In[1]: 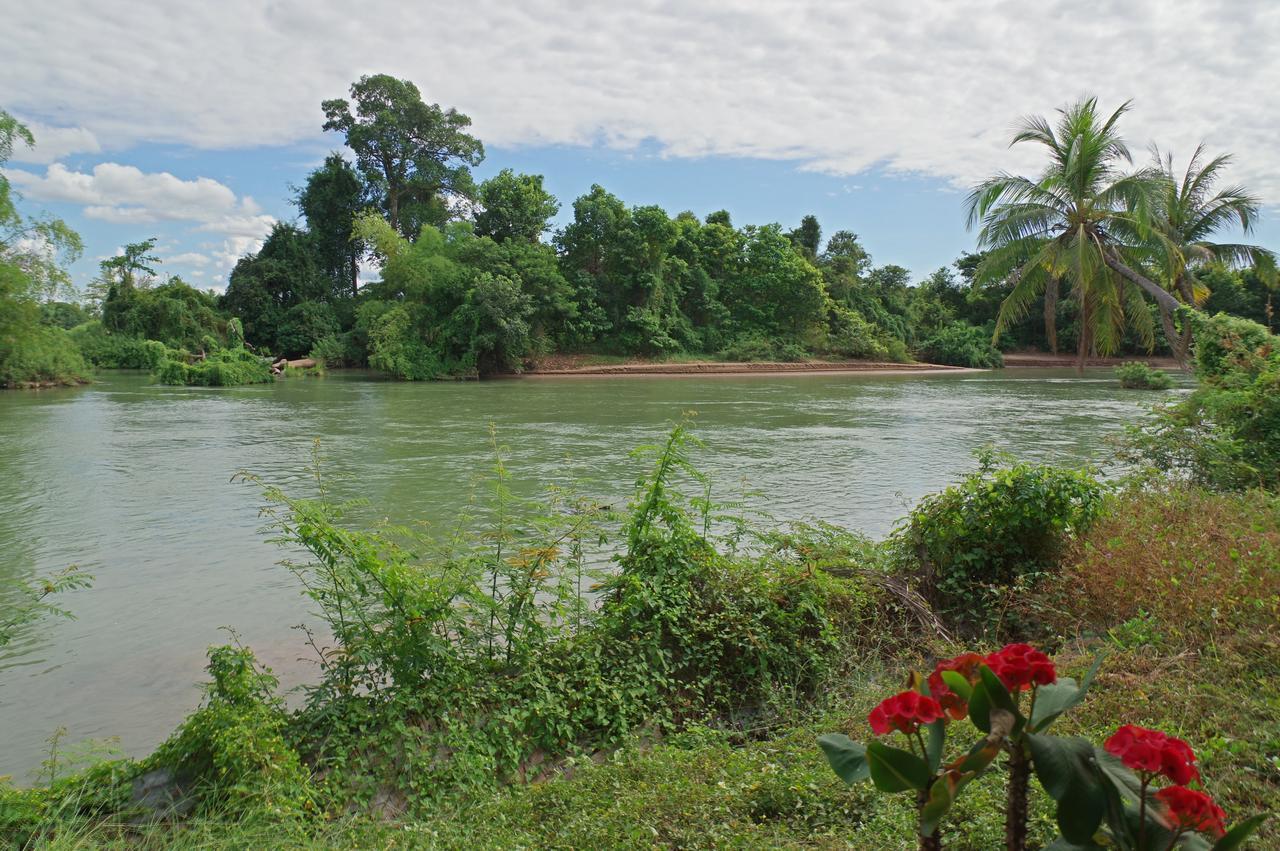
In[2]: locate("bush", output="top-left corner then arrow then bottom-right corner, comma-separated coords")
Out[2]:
1115,361 -> 1173,389
146,645 -> 315,819
154,345 -> 273,386
1122,311 -> 1280,490
917,323 -> 1003,368
821,305 -> 901,361
309,332 -> 363,368
719,331 -> 809,362
0,323 -> 88,387
69,321 -> 167,369
895,449 -> 1105,626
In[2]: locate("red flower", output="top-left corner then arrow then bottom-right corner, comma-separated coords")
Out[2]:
868,690 -> 943,735
1155,786 -> 1226,838
1158,736 -> 1200,786
984,643 -> 1056,692
1104,725 -> 1200,786
927,652 -> 985,720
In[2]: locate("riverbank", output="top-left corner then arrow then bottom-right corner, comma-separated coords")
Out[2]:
524,358 -> 975,378
1001,352 -> 1182,368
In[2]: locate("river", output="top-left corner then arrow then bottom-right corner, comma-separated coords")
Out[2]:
0,368 -> 1182,779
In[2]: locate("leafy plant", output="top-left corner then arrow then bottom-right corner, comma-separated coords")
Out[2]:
1116,362 -> 1174,390
895,450 -> 1105,627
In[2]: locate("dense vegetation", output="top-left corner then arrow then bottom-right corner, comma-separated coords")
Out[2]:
2,312 -> 1277,849
3,89 -> 1277,386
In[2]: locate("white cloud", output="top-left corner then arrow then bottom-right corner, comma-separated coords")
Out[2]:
162,252 -> 212,267
2,1 -> 1278,201
6,162 -> 275,261
6,119 -> 101,165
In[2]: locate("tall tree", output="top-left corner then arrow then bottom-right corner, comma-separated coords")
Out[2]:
787,214 -> 822,260
298,153 -> 367,297
322,74 -> 484,239
965,98 -> 1181,369
100,238 -> 160,291
1144,144 -> 1276,359
474,169 -> 560,244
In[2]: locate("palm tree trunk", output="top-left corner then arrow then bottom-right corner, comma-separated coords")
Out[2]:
1102,253 -> 1188,368
1044,277 -> 1059,354
1101,252 -> 1182,314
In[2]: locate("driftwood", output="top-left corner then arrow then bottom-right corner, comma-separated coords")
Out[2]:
820,565 -> 955,644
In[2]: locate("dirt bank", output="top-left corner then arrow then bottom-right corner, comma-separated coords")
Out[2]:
1002,353 -> 1181,368
523,357 -> 975,378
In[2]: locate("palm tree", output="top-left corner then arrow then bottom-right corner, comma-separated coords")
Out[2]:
966,98 -> 1183,370
1142,145 -> 1276,359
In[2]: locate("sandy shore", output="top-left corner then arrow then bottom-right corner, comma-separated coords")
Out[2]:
521,359 -> 978,378
1002,353 -> 1181,368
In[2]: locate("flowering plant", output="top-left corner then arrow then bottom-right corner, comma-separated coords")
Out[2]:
819,645 -> 1269,850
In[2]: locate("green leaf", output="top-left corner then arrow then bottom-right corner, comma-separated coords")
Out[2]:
1212,813 -> 1271,850
817,733 -> 869,785
977,663 -> 1018,716
940,670 -> 973,701
867,740 -> 931,793
1030,652 -> 1106,732
925,719 -> 945,773
968,679 -> 993,733
1027,734 -> 1105,845
919,778 -> 954,837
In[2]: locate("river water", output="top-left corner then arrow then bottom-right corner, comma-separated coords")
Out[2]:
0,368 -> 1181,778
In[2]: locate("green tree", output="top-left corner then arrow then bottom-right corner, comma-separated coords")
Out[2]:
1145,145 -> 1276,359
787,214 -> 822,260
474,169 -> 560,243
298,153 -> 367,297
220,223 -> 329,354
323,74 -> 484,239
0,110 -> 87,386
100,238 -> 160,291
966,98 -> 1181,369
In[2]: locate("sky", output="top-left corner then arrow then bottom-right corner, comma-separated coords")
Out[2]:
3,0 -> 1279,293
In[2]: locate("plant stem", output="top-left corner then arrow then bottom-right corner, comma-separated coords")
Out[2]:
917,785 -> 943,851
1138,775 -> 1151,850
1005,740 -> 1030,851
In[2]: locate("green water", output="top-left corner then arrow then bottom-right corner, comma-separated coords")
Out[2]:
0,368 -> 1183,777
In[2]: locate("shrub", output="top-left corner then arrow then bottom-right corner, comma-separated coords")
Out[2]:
146,645 -> 314,819
719,331 -> 809,362
153,345 -> 273,386
1122,311 -> 1280,490
895,450 -> 1105,626
0,323 -> 87,387
822,305 -> 898,361
917,323 -> 1003,369
1115,361 -> 1174,390
69,321 -> 166,369
309,332 -> 363,368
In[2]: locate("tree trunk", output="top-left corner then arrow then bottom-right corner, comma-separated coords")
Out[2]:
1103,253 -> 1189,369
1005,743 -> 1030,851
350,253 -> 359,298
1102,252 -> 1183,314
388,190 -> 400,235
1044,277 -> 1059,354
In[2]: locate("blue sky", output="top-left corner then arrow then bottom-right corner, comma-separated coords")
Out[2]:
5,1 -> 1279,293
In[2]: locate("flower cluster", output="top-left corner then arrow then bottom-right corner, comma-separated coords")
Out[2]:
984,643 -> 1056,692
1104,725 -> 1200,786
868,690 -> 943,735
1155,786 -> 1227,838
927,652 -> 985,720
